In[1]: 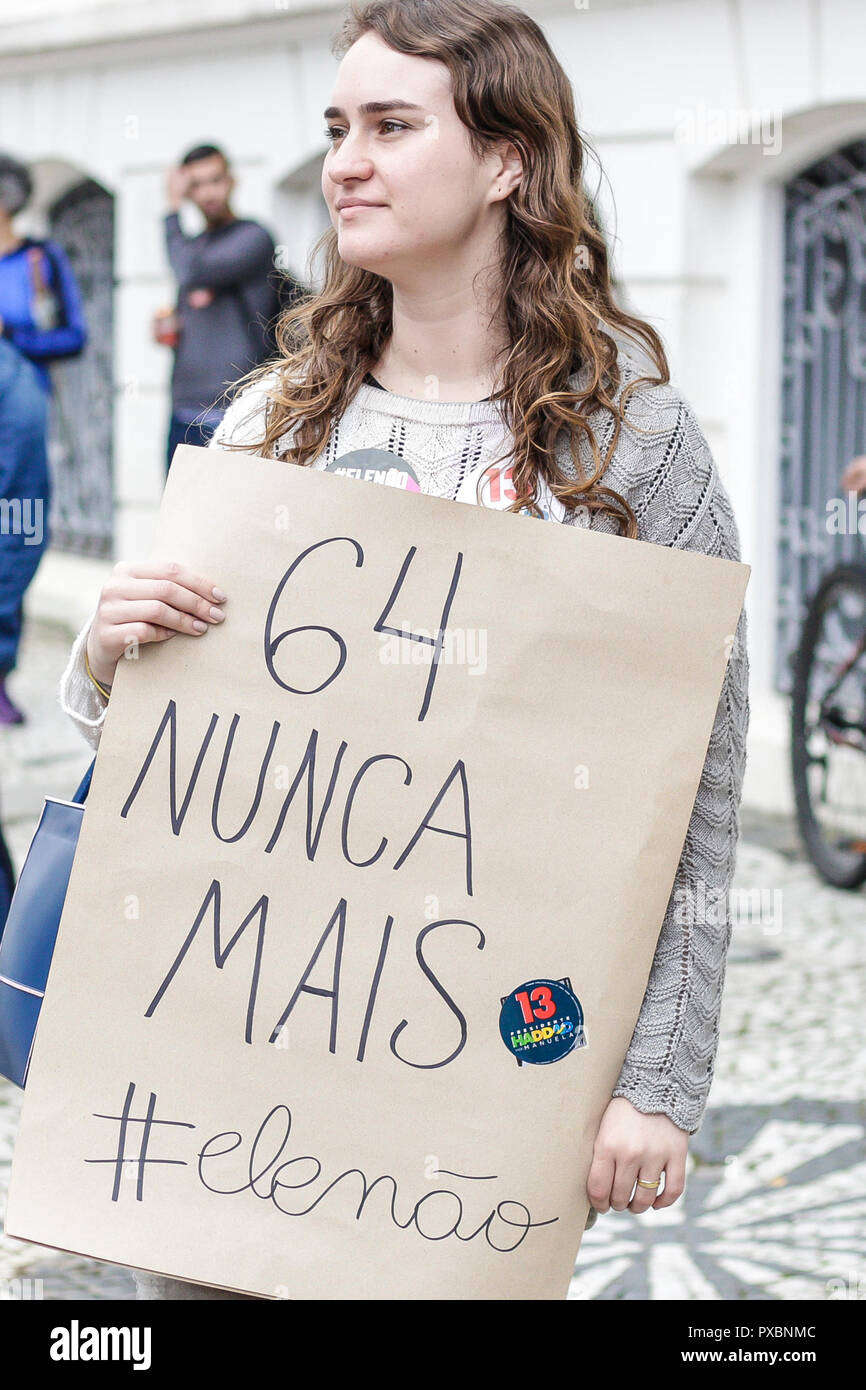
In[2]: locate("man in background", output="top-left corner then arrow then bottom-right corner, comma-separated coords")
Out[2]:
158,143 -> 291,471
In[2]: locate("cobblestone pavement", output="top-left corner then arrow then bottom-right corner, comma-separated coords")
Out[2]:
1,621 -> 864,1301
570,832 -> 866,1300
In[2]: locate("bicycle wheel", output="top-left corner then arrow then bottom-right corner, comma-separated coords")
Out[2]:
791,562 -> 866,888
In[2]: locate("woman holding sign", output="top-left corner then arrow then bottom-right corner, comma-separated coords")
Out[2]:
60,0 -> 748,1300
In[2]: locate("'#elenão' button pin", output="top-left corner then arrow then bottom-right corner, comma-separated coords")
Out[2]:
499,978 -> 587,1066
325,448 -> 421,491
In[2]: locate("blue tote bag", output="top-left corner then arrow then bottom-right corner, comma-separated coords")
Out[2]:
0,756 -> 95,1087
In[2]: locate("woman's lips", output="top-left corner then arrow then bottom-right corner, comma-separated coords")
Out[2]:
339,203 -> 384,217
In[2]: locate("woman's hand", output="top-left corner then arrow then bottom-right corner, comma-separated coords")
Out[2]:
85,560 -> 227,690
587,1096 -> 689,1216
186,288 -> 215,309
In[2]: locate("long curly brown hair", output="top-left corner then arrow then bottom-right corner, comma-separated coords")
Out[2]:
223,0 -> 669,536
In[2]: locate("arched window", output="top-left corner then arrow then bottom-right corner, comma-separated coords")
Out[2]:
48,176 -> 115,558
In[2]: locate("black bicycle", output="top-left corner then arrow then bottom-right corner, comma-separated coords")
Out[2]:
791,562 -> 866,888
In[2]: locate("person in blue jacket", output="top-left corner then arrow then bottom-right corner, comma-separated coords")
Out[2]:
0,153 -> 87,724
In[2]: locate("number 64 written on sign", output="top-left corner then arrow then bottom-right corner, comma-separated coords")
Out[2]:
263,537 -> 464,723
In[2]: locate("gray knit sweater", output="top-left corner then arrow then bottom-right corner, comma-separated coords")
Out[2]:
58,350 -> 749,1139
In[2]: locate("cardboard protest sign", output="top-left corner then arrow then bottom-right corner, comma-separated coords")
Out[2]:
6,444 -> 749,1299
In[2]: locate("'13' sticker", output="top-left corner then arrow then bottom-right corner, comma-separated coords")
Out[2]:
498,977 -> 587,1066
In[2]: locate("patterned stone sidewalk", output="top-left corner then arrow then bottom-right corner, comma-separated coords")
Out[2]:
569,838 -> 866,1300
1,620 -> 864,1301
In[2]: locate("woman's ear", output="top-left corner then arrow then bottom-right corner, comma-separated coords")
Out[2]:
495,141 -> 523,198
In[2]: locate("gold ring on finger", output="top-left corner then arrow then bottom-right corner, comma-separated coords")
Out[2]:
636,1177 -> 662,1189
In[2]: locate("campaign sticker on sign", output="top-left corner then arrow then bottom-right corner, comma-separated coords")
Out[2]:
325,448 -> 421,491
499,978 -> 587,1066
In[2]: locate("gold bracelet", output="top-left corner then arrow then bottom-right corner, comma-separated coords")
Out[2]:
84,646 -> 112,701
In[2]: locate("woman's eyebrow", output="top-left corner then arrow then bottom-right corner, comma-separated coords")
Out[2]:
323,100 -> 426,119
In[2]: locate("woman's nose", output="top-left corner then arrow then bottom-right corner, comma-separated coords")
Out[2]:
327,138 -> 375,187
